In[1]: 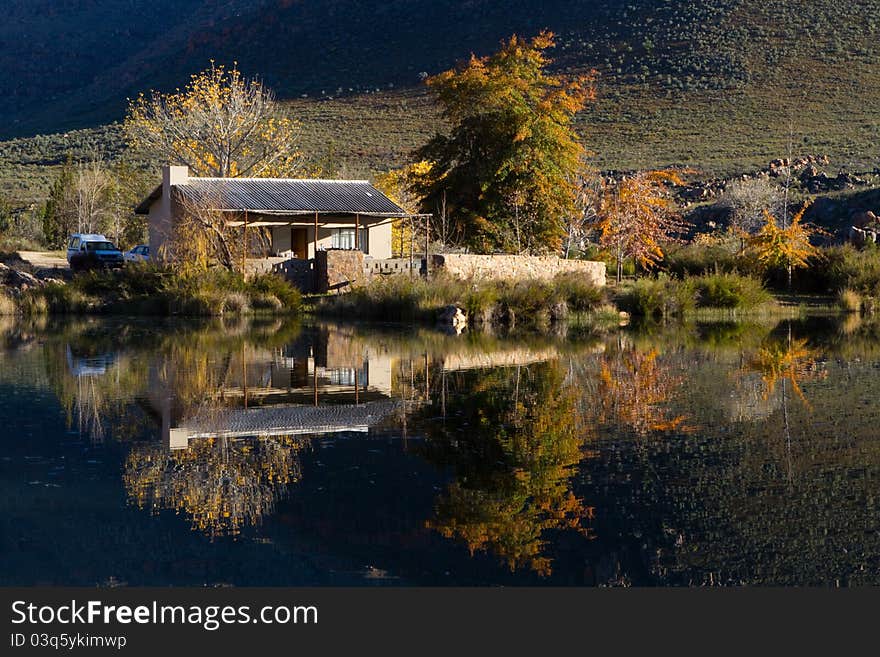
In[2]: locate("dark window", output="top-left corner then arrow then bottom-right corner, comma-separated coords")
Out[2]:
85,242 -> 116,252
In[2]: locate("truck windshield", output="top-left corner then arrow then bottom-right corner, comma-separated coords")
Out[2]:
85,242 -> 116,252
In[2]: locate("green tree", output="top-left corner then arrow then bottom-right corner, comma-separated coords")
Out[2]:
41,155 -> 76,249
413,31 -> 595,254
0,193 -> 12,238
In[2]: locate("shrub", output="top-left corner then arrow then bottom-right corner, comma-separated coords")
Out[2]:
35,266 -> 304,316
461,282 -> 500,320
168,291 -> 221,316
0,293 -> 15,316
221,291 -> 250,315
692,273 -> 771,309
18,291 -> 48,316
315,272 -> 602,327
339,275 -> 434,321
249,273 -> 302,311
554,272 -> 604,312
251,293 -> 283,311
810,245 -> 880,295
500,279 -> 559,314
617,276 -> 696,319
838,288 -> 863,313
663,241 -> 740,277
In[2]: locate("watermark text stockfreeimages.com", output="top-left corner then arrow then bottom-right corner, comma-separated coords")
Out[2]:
10,599 -> 318,632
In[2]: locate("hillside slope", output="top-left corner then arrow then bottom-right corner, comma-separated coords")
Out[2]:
0,1 -> 878,181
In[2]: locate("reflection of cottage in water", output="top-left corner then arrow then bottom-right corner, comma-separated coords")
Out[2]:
128,327 -> 404,537
144,326 -> 401,451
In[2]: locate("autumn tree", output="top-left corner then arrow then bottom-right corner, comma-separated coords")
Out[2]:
374,161 -> 436,258
125,434 -> 307,538
594,344 -> 691,436
412,31 -> 595,254
124,63 -> 301,178
592,170 -> 689,283
745,334 -> 826,408
748,202 -> 821,288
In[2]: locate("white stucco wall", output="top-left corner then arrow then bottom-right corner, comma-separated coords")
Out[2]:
367,222 -> 392,260
269,221 -> 392,259
148,166 -> 189,261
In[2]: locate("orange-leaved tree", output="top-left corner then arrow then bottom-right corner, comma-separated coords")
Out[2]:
592,170 -> 690,283
413,31 -> 596,254
748,201 -> 821,289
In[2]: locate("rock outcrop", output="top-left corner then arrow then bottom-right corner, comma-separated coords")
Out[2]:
0,262 -> 67,297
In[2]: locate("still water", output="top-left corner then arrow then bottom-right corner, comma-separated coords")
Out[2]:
1,314 -> 877,586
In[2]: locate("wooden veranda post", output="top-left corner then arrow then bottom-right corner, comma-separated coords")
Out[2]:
313,211 -> 319,255
313,210 -> 319,291
241,210 -> 248,276
409,216 -> 415,278
355,213 -> 360,251
424,215 -> 430,278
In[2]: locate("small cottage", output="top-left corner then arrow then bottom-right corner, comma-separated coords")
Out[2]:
135,165 -> 418,261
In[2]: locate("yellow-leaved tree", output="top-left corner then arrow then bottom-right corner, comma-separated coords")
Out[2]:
374,161 -> 435,257
124,63 -> 301,178
748,202 -> 821,289
592,170 -> 690,283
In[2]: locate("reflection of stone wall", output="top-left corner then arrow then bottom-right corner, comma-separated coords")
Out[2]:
431,254 -> 606,287
316,250 -> 365,294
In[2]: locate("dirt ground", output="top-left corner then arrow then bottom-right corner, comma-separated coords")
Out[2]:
16,251 -> 69,270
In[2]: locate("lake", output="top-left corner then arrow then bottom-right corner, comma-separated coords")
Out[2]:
1,313 -> 878,586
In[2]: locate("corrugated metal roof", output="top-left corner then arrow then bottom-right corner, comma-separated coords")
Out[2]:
135,177 -> 410,216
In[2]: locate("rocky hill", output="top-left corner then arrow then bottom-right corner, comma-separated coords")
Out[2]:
0,1 -> 878,179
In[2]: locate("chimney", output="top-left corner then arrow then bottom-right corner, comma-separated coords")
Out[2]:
162,165 -> 189,197
150,165 -> 190,261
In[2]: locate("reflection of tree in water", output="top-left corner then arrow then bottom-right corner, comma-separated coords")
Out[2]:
593,343 -> 690,436
421,361 -> 593,577
741,326 -> 827,484
124,434 -> 307,538
745,332 -> 827,408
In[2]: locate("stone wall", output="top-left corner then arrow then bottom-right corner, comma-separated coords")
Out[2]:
431,254 -> 606,287
364,257 -> 420,276
315,249 -> 365,293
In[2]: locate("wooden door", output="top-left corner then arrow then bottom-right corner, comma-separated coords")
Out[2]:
293,228 -> 308,259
